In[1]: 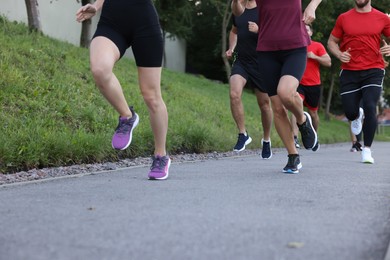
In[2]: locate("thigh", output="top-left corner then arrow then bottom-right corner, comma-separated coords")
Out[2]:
361,69 -> 384,110
132,3 -> 163,67
258,51 -> 282,97
280,47 -> 307,82
340,70 -> 362,119
89,36 -> 120,71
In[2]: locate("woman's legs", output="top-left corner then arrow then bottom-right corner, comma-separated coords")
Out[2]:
270,94 -> 298,155
138,67 -> 168,157
89,36 -> 132,118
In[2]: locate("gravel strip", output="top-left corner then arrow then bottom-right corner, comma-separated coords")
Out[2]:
0,149 -> 269,186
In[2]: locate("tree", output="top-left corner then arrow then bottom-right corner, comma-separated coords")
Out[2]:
209,0 -> 232,81
154,0 -> 195,67
186,0 -> 232,82
154,0 -> 195,41
78,0 -> 94,48
24,0 -> 41,32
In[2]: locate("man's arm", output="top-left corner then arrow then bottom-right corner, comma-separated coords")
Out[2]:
308,52 -> 331,67
226,26 -> 238,59
327,34 -> 351,63
231,0 -> 247,17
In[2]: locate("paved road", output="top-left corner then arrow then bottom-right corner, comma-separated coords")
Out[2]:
1,142 -> 390,260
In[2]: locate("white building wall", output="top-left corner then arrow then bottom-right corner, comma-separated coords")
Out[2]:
0,0 -> 186,72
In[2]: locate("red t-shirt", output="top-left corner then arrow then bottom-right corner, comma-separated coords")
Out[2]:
331,8 -> 390,70
300,41 -> 327,86
255,0 -> 310,51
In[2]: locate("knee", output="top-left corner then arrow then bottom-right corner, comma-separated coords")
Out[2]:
259,100 -> 271,112
230,89 -> 241,102
141,91 -> 161,111
90,62 -> 111,85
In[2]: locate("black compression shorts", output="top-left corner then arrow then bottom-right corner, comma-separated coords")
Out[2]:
257,47 -> 307,96
93,0 -> 164,67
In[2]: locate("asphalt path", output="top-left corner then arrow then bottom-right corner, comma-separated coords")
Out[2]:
1,142 -> 390,260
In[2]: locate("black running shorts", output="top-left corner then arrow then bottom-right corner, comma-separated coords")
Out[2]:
230,59 -> 267,93
257,47 -> 307,96
297,84 -> 321,111
93,0 -> 164,67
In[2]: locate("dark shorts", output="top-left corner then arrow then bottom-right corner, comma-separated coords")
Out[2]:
257,47 -> 307,96
339,68 -> 385,96
230,59 -> 267,93
297,84 -> 321,111
93,0 -> 163,67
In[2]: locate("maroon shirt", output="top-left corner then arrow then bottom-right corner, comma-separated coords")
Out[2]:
255,0 -> 310,51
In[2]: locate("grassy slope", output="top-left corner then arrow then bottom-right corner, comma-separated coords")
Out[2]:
1,18 -> 388,173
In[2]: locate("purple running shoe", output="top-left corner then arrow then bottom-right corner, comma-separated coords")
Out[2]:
148,155 -> 171,180
112,106 -> 139,150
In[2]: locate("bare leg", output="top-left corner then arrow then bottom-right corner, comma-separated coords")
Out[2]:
138,67 -> 168,156
308,109 -> 319,131
89,36 -> 132,118
273,75 -> 305,154
277,75 -> 305,124
229,75 -> 247,133
290,114 -> 299,137
270,96 -> 298,155
254,89 -> 272,140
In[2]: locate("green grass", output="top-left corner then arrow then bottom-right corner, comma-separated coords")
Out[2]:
1,17 -> 389,173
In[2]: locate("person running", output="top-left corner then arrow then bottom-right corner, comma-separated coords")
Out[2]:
291,24 -> 331,152
327,0 -> 390,164
76,0 -> 170,179
232,0 -> 321,174
226,0 -> 273,159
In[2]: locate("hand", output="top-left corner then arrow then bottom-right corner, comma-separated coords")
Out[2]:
76,4 -> 97,22
339,48 -> 351,63
248,21 -> 258,33
302,5 -> 316,25
226,49 -> 233,59
380,39 -> 390,57
307,51 -> 316,59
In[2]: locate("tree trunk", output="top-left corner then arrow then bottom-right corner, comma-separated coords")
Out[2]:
24,0 -> 41,32
221,1 -> 232,82
79,0 -> 93,47
325,73 -> 335,121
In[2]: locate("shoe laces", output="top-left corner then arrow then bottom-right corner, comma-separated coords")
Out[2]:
286,154 -> 298,167
298,120 -> 310,135
116,118 -> 133,134
150,156 -> 168,171
238,133 -> 247,141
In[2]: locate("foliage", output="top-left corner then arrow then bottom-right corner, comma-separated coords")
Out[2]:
154,0 -> 196,41
186,0 -> 230,82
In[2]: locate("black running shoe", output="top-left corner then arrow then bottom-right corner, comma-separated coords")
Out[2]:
283,154 -> 302,174
233,132 -> 252,152
350,141 -> 362,152
261,139 -> 272,159
312,141 -> 320,152
297,112 -> 317,150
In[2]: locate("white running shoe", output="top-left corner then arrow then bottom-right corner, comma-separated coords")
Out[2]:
361,147 -> 374,164
351,108 -> 364,136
